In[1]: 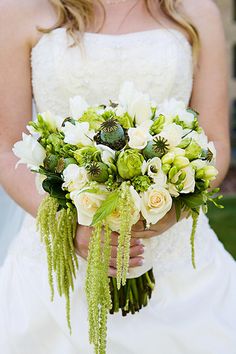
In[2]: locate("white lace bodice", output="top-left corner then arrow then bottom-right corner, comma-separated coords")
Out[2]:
31,28 -> 193,115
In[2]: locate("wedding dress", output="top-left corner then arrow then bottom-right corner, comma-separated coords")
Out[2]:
0,28 -> 236,354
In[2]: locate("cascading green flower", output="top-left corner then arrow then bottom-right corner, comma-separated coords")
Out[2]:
37,196 -> 78,332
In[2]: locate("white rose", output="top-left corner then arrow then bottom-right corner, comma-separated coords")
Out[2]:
156,98 -> 186,123
61,121 -> 95,146
96,144 -> 116,165
157,123 -> 184,148
107,186 -> 141,232
71,187 -> 107,226
118,81 -> 152,125
62,164 -> 89,192
69,96 -> 89,119
12,133 -> 46,170
141,185 -> 172,226
40,111 -> 64,131
128,123 -> 152,150
142,157 -> 167,186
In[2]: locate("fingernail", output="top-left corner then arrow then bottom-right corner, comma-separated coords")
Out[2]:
140,247 -> 145,254
135,239 -> 142,245
138,259 -> 144,266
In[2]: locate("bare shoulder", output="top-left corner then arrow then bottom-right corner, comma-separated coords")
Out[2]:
0,0 -> 56,47
178,0 -> 223,34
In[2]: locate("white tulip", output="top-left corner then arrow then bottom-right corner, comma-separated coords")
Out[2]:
118,81 -> 152,125
157,123 -> 184,148
107,186 -> 141,232
12,133 -> 46,170
69,96 -> 89,119
142,157 -> 167,186
71,187 -> 107,226
141,185 -> 172,226
40,111 -> 64,131
178,110 -> 195,126
208,141 -> 217,163
156,98 -> 186,123
61,121 -> 95,146
96,144 -> 116,165
62,164 -> 89,192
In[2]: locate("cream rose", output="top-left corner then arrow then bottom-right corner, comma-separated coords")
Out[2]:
141,185 -> 172,226
62,164 -> 89,192
106,186 -> 141,232
71,187 -> 107,226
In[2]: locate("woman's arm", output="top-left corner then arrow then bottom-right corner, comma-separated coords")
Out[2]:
0,0 -> 56,217
184,0 -> 230,187
132,0 -> 230,238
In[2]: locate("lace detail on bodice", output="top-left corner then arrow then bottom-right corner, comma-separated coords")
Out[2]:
31,28 -> 193,115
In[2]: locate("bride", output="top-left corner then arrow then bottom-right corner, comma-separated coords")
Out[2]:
0,0 -> 236,353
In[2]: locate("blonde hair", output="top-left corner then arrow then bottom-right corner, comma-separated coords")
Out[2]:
42,0 -> 200,63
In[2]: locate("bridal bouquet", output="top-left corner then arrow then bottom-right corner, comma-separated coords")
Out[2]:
13,82 -> 222,354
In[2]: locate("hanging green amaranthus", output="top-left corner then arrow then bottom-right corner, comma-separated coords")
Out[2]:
86,223 -> 112,354
36,196 -> 78,332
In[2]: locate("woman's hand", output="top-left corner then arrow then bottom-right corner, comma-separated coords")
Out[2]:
131,206 -> 187,239
74,225 -> 145,277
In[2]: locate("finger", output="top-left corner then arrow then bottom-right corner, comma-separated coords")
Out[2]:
103,232 -> 142,247
129,257 -> 144,268
131,230 -> 157,239
109,244 -> 144,258
130,245 -> 145,258
108,267 -> 117,277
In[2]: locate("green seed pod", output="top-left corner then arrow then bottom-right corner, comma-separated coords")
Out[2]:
87,162 -> 109,183
44,154 -> 60,172
143,137 -> 169,160
100,118 -> 125,145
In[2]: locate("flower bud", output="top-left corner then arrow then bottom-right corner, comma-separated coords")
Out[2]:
203,166 -> 218,181
162,163 -> 171,174
178,138 -> 191,149
168,166 -> 178,180
173,156 -> 190,170
161,152 -> 175,165
169,147 -> 185,157
184,140 -> 202,161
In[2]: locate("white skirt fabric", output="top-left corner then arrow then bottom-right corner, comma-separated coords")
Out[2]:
0,212 -> 236,354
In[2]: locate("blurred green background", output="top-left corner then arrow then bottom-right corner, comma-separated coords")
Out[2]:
208,195 -> 236,259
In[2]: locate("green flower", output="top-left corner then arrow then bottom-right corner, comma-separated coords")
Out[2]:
150,114 -> 165,135
117,149 -> 144,180
74,146 -> 100,166
79,108 -> 105,130
116,112 -> 134,129
184,140 -> 202,161
132,175 -> 152,193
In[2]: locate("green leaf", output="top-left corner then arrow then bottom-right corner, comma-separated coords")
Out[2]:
92,190 -> 120,226
173,199 -> 182,222
180,193 -> 205,209
42,176 -> 66,199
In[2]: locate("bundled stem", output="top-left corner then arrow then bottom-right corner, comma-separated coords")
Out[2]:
190,210 -> 199,269
37,196 -> 78,332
